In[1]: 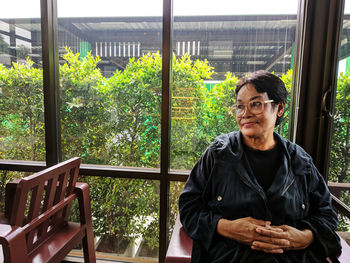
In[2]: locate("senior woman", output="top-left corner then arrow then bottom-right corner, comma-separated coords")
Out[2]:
178,70 -> 342,263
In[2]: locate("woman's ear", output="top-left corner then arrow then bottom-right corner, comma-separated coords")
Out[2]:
277,102 -> 286,117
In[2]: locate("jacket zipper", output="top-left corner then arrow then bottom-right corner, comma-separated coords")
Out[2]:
239,174 -> 273,220
281,171 -> 296,196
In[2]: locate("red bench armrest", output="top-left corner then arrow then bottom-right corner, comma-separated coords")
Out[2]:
165,215 -> 192,263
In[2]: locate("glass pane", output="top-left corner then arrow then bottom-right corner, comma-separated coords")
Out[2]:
170,0 -> 298,171
68,176 -> 159,262
57,0 -> 162,169
169,181 -> 185,239
0,1 -> 44,161
329,0 -> 350,232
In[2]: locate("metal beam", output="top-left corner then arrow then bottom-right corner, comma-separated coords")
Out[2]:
159,0 -> 172,262
41,0 -> 61,166
265,45 -> 293,71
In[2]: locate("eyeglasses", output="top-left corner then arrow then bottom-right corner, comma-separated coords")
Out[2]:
231,99 -> 274,116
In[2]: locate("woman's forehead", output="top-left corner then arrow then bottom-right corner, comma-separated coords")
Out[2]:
237,83 -> 268,101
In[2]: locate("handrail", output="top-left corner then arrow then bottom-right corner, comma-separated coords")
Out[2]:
331,194 -> 350,219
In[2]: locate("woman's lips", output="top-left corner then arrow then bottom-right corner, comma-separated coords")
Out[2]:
242,122 -> 257,128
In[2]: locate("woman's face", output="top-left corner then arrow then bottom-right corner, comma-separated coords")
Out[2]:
236,83 -> 283,140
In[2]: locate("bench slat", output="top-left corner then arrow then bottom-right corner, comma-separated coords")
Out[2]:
28,222 -> 84,263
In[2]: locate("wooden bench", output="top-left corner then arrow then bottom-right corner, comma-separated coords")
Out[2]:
0,157 -> 96,263
165,215 -> 350,263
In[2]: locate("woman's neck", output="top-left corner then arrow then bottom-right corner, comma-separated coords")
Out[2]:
242,133 -> 276,151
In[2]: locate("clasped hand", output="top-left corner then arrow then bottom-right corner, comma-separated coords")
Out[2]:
217,217 -> 314,254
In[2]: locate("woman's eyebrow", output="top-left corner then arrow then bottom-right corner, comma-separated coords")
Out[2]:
249,95 -> 263,101
237,95 -> 264,102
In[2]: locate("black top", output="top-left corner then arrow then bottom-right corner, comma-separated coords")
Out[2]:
243,141 -> 282,192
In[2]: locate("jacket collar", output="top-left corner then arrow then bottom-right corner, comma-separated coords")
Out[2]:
226,131 -> 298,199
227,131 -> 292,162
214,130 -> 307,175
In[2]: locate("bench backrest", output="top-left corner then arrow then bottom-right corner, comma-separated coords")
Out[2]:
9,157 -> 81,254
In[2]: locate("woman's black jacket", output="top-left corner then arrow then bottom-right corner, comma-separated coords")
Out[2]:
179,131 -> 341,263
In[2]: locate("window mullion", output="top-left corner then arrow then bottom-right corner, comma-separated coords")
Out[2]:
160,0 -> 173,262
41,0 -> 61,166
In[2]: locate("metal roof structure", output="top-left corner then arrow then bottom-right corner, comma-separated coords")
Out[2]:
2,14 -> 350,78
57,15 -> 297,78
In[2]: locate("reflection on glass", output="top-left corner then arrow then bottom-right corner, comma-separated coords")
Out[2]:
0,1 -> 44,161
58,0 -> 163,169
69,176 -> 159,262
170,0 -> 298,171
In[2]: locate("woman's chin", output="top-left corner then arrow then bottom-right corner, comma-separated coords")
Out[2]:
240,127 -> 260,137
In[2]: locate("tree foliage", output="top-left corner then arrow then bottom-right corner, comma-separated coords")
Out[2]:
60,48 -> 109,164
171,54 -> 215,169
329,72 -> 350,184
0,59 -> 45,161
104,53 -> 162,168
278,69 -> 293,138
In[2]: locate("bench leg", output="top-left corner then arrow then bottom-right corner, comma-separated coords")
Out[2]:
75,183 -> 96,263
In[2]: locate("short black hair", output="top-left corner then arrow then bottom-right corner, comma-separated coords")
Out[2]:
235,70 -> 288,126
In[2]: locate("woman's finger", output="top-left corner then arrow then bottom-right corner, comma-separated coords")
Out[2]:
251,246 -> 284,254
251,241 -> 285,253
250,217 -> 270,226
254,234 -> 290,246
256,226 -> 288,238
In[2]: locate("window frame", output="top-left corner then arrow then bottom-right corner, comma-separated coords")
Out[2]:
292,0 -> 350,217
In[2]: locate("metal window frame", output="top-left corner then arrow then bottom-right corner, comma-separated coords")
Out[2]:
292,0 -> 350,218
293,0 -> 344,175
41,0 -> 61,166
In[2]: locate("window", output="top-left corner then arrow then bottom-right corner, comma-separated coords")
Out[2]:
69,176 -> 160,260
171,0 -> 299,171
58,0 -> 163,169
0,0 -> 44,162
57,0 -> 163,260
329,0 -> 350,229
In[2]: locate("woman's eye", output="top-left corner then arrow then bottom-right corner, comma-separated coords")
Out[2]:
251,101 -> 262,108
236,105 -> 244,110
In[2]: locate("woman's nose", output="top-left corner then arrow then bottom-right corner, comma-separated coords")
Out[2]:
241,105 -> 253,117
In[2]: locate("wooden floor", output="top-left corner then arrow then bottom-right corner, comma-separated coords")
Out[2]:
338,232 -> 350,246
64,250 -> 158,263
